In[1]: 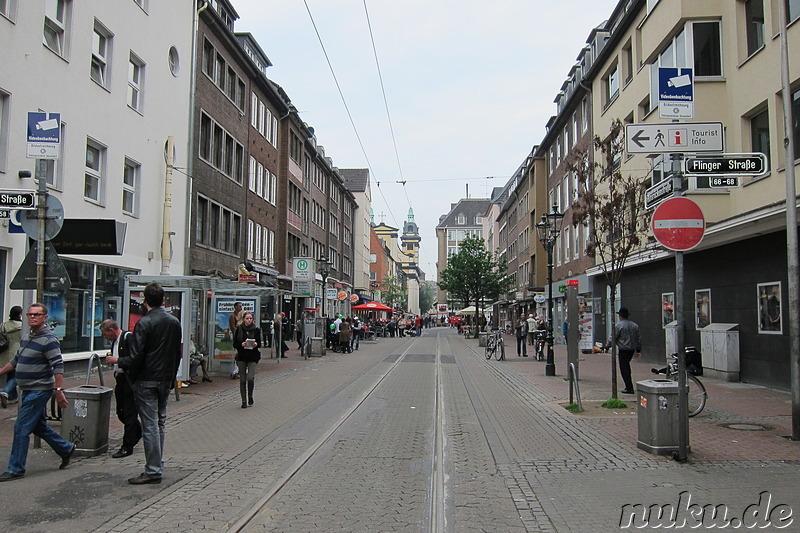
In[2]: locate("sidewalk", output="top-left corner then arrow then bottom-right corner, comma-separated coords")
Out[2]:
496,335 -> 800,462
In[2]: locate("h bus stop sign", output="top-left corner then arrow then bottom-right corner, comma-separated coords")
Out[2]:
651,197 -> 705,251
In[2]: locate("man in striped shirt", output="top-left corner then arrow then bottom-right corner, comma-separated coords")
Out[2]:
0,303 -> 75,481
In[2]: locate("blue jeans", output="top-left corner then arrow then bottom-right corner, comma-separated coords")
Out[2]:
3,371 -> 18,402
133,380 -> 170,478
7,389 -> 73,475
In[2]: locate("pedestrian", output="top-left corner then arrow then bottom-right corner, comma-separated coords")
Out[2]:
339,317 -> 352,353
100,319 -> 142,459
233,312 -> 261,408
281,313 -> 291,357
415,315 -> 423,337
526,314 -> 536,346
228,302 -> 243,379
614,307 -> 641,394
118,282 -> 182,485
295,315 -> 303,349
0,303 -> 76,481
351,317 -> 362,350
515,313 -> 529,357
0,305 -> 23,407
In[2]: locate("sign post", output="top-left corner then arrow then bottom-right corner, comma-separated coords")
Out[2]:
651,197 -> 706,462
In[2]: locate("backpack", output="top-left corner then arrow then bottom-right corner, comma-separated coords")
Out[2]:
0,329 -> 8,353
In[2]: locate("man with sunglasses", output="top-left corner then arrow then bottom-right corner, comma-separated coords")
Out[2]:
0,303 -> 75,481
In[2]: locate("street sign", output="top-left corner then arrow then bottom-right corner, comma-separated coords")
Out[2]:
658,67 -> 694,119
27,112 -> 61,159
9,240 -> 71,291
293,257 -> 313,280
20,194 -> 65,240
0,211 -> 9,219
625,122 -> 723,154
0,190 -> 36,210
651,197 -> 705,251
683,153 -> 767,177
645,177 -> 678,209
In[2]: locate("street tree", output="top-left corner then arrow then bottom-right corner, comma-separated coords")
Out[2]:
380,274 -> 406,311
437,236 -> 513,338
567,118 -> 650,398
419,281 -> 435,315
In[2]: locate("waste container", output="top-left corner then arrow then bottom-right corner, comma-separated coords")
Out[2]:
478,332 -> 488,347
307,337 -> 326,357
636,379 -> 686,455
60,385 -> 114,456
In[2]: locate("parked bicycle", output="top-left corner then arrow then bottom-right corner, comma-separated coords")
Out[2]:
652,352 -> 707,416
485,328 -> 505,361
532,330 -> 546,361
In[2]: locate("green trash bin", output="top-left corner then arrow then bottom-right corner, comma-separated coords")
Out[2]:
60,385 -> 114,456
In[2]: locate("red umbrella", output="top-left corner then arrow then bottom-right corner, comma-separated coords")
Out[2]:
352,301 -> 394,312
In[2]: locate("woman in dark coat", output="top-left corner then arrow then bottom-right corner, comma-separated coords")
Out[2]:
233,312 -> 261,408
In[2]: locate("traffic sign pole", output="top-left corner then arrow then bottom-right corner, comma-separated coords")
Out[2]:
36,174 -> 47,301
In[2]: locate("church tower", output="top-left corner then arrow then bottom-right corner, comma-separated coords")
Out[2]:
400,208 -> 422,315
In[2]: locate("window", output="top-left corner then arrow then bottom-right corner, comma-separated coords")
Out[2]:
128,53 -> 144,112
290,132 -> 302,163
604,63 -> 619,106
122,158 -> 140,216
789,0 -> 800,23
622,41 -> 634,84
91,22 -> 113,88
168,46 -> 179,76
202,39 -> 214,78
457,215 -> 465,224
750,107 -> 770,170
44,0 -> 70,57
1,0 -> 16,20
792,88 -> 800,160
196,195 -> 241,253
84,139 -> 105,203
0,90 -> 8,172
692,22 -> 722,77
198,111 -> 244,183
745,0 -> 765,56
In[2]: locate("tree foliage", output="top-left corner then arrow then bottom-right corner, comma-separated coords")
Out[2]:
419,281 -> 435,315
566,118 -> 650,398
380,274 -> 406,311
437,236 -> 513,337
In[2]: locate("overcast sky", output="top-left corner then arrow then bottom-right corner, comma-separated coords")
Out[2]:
232,0 -> 619,279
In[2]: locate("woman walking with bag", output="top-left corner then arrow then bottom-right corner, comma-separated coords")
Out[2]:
233,312 -> 261,408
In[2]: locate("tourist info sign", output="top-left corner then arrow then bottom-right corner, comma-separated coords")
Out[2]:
625,122 -> 723,154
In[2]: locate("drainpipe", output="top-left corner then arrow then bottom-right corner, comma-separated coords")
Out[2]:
161,135 -> 175,275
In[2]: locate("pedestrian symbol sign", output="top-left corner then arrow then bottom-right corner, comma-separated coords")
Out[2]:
625,122 -> 723,154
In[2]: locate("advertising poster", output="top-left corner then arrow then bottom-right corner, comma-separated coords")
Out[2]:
577,296 -> 593,352
213,297 -> 258,361
43,292 -> 67,340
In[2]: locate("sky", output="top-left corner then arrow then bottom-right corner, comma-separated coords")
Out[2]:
232,0 -> 620,279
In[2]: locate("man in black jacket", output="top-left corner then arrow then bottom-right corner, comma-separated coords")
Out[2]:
100,319 -> 141,459
119,283 -> 182,485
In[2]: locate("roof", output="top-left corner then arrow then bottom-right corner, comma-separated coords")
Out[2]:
340,168 -> 370,193
436,198 -> 491,229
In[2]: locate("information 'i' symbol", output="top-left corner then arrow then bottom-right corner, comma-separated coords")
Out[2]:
674,130 -> 682,145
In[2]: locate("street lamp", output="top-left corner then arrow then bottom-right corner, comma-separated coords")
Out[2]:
317,257 -> 331,317
536,204 -> 565,377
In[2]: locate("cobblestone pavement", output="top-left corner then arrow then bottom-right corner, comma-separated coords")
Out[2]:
0,328 -> 797,532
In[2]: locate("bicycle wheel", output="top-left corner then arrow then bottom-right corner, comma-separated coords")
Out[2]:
485,341 -> 494,359
496,338 -> 505,360
686,374 -> 707,417
667,371 -> 707,416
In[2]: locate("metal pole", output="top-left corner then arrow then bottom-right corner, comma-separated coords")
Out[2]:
35,174 -> 47,302
545,244 -> 556,376
676,251 -> 689,461
778,0 -> 800,441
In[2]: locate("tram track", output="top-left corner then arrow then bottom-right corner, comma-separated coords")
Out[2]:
226,336 -> 450,532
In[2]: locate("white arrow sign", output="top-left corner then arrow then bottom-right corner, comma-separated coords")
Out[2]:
625,122 -> 723,154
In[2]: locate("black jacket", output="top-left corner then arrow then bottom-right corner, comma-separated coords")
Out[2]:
233,325 -> 261,363
119,307 -> 182,383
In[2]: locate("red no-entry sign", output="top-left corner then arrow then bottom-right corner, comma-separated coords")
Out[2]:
651,197 -> 705,251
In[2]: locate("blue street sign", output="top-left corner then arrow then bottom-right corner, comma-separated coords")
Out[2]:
658,67 -> 694,119
27,112 -> 61,143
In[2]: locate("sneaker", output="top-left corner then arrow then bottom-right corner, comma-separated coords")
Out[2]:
128,473 -> 161,485
60,443 -> 76,470
0,472 -> 24,482
0,392 -> 7,409
112,447 -> 132,459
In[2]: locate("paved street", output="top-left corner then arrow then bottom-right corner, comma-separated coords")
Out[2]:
0,327 -> 798,532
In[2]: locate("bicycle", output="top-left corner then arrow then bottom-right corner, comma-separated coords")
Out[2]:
532,330 -> 546,361
652,353 -> 707,417
484,328 -> 505,361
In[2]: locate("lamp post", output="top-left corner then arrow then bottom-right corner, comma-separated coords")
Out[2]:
536,204 -> 565,377
318,257 -> 331,318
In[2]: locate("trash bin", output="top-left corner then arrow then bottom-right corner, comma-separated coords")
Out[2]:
479,332 -> 488,347
307,337 -> 326,357
636,379 -> 686,456
60,385 -> 114,456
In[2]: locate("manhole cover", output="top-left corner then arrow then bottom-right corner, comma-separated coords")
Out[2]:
721,423 -> 769,431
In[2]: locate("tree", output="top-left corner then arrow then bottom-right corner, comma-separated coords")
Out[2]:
380,274 -> 405,311
567,119 -> 649,398
419,281 -> 435,315
437,236 -> 513,338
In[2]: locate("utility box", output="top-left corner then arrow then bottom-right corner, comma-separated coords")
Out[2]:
636,379 -> 685,456
700,323 -> 739,382
307,337 -> 326,357
664,321 -> 679,365
60,385 -> 114,456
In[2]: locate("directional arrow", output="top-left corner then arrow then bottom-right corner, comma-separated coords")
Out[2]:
631,130 -> 650,148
